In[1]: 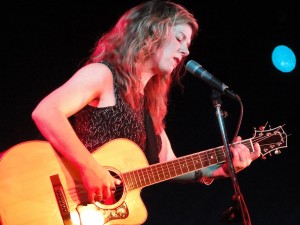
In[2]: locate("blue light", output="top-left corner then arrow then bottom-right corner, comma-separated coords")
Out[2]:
272,45 -> 296,73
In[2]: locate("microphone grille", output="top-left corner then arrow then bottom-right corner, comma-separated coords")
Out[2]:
185,60 -> 201,74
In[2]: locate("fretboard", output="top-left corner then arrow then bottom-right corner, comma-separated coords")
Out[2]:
123,139 -> 253,190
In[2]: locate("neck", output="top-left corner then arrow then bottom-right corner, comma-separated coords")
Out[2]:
137,60 -> 156,95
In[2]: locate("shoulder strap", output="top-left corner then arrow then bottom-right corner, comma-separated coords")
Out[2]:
144,111 -> 160,164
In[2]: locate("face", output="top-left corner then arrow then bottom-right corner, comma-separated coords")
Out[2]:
152,23 -> 192,76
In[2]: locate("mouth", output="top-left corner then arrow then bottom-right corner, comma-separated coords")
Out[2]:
173,57 -> 180,65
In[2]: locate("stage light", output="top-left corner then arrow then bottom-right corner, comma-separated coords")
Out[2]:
271,45 -> 296,73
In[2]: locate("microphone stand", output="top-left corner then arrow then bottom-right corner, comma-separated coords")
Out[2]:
211,89 -> 250,225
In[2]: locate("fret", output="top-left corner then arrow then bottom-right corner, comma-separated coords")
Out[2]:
133,170 -> 142,189
169,160 -> 177,177
200,151 -> 210,168
194,152 -> 203,169
145,166 -> 154,184
125,147 -> 226,190
163,162 -> 171,180
178,157 -> 188,174
185,155 -> 195,172
215,147 -> 224,162
207,149 -> 218,165
121,125 -> 287,191
123,172 -> 134,191
190,154 -> 197,171
140,167 -> 149,186
152,164 -> 160,182
150,164 -> 160,183
156,163 -> 164,181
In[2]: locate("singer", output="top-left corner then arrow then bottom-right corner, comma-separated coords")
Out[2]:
31,1 -> 260,224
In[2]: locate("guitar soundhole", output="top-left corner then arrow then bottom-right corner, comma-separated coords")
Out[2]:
100,170 -> 124,206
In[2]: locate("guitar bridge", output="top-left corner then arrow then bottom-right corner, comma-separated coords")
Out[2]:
50,174 -> 73,225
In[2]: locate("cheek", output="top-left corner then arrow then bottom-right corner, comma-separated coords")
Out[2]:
158,47 -> 173,64
153,46 -> 176,74
160,37 -> 176,55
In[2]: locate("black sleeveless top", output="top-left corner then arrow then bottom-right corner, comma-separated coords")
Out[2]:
73,61 -> 160,164
73,61 -> 146,152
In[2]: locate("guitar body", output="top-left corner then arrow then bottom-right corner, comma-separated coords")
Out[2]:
0,139 -> 149,225
0,125 -> 288,225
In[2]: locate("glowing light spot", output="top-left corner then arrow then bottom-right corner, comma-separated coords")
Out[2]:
272,45 -> 296,73
75,204 -> 105,225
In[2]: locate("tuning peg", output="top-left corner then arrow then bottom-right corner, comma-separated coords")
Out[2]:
258,122 -> 271,131
261,155 -> 266,160
274,150 -> 281,155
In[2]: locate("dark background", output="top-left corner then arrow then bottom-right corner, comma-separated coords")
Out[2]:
1,1 -> 299,224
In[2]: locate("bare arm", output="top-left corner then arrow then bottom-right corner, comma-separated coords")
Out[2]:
32,63 -> 120,202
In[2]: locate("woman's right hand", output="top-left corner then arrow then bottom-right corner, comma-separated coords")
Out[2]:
79,160 -> 121,203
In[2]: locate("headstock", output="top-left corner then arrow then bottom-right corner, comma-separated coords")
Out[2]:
252,125 -> 288,157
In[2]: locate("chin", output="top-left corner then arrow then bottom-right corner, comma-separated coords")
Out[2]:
163,66 -> 174,75
156,64 -> 174,76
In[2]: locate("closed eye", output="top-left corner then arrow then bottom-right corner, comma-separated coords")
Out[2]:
175,37 -> 181,43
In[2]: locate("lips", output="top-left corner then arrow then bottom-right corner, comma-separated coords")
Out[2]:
173,57 -> 180,65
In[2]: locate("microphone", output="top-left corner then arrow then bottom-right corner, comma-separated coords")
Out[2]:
185,60 -> 240,101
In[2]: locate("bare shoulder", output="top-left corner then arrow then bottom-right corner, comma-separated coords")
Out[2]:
74,63 -> 113,81
54,62 -> 115,103
65,63 -> 114,92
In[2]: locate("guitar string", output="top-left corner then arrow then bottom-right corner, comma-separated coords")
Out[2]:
61,129 -> 285,204
125,132 -> 284,189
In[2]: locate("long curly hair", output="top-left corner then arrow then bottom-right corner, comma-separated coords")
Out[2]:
86,0 -> 198,134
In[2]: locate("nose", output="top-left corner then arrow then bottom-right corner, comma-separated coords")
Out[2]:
180,45 -> 189,56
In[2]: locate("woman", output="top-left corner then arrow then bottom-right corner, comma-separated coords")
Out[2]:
32,0 -> 260,206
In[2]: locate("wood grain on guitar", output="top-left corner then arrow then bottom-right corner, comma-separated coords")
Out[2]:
0,126 -> 287,225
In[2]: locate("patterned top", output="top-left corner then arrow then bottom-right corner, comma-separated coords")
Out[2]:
73,61 -> 146,152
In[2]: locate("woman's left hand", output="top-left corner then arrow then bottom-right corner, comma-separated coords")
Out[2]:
228,136 -> 261,174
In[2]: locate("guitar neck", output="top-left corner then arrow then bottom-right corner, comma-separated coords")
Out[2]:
123,139 -> 253,190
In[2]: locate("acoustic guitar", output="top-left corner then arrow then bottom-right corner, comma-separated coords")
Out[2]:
0,125 -> 287,225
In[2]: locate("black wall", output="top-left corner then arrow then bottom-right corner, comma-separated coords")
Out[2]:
2,1 -> 300,224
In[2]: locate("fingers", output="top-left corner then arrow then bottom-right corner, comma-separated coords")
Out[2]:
103,178 -> 122,198
101,186 -> 115,199
90,186 -> 103,203
115,178 -> 122,185
231,147 -> 240,162
91,188 -> 112,203
234,135 -> 242,142
94,193 -> 103,202
231,138 -> 253,172
252,142 -> 261,160
223,136 -> 261,177
91,178 -> 122,203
